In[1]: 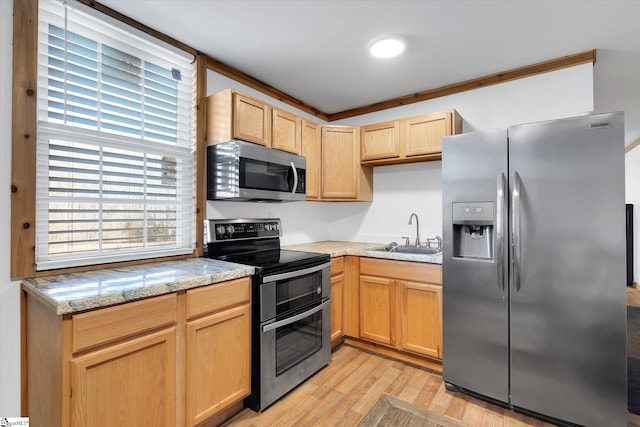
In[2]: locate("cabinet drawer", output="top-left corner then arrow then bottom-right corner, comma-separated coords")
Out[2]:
72,293 -> 177,353
360,258 -> 442,284
186,277 -> 251,319
331,257 -> 344,276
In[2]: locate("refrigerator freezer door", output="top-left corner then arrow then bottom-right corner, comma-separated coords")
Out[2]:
508,112 -> 627,426
442,128 -> 509,403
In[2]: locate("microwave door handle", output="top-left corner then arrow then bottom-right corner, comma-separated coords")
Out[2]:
290,162 -> 298,198
262,300 -> 330,332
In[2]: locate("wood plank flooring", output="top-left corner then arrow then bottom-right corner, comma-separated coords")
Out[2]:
224,344 -> 587,427
628,284 -> 640,307
223,287 -> 640,426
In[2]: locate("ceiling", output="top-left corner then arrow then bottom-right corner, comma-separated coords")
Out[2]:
98,0 -> 640,115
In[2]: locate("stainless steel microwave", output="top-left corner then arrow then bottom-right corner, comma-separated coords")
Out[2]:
207,140 -> 306,202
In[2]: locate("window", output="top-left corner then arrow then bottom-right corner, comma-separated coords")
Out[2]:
36,0 -> 196,270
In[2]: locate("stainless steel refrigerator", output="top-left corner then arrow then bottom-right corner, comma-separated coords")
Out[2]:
442,112 -> 627,426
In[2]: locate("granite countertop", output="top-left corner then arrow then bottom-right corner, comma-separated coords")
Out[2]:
283,241 -> 443,265
22,258 -> 255,315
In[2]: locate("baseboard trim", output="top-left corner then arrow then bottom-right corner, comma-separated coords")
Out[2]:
343,337 -> 442,373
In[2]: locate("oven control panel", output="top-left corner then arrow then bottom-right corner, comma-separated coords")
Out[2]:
205,219 -> 282,242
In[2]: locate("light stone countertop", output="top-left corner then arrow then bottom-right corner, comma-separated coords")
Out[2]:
22,258 -> 255,315
283,240 -> 443,265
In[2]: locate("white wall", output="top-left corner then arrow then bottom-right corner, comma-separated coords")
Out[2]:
328,65 -> 594,244
594,49 -> 640,284
0,0 -> 22,416
594,49 -> 640,145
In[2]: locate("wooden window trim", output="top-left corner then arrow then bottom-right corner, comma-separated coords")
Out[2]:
10,0 -> 205,279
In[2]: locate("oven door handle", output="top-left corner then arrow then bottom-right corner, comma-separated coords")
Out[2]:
262,300 -> 330,333
262,261 -> 331,284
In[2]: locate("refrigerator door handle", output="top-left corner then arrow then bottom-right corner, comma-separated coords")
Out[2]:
511,171 -> 522,292
496,172 -> 506,291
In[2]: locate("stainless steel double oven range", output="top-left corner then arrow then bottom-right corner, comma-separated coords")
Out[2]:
204,218 -> 331,411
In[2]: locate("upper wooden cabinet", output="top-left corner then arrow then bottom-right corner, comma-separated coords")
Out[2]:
321,126 -> 373,201
208,89 -> 271,146
361,110 -> 462,165
404,111 -> 454,157
361,120 -> 400,161
207,89 -> 302,154
301,119 -> 321,199
272,107 -> 301,154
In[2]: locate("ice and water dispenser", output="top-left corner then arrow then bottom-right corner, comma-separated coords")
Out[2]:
452,202 -> 494,260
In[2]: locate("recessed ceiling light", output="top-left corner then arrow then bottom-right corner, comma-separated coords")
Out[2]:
369,37 -> 406,59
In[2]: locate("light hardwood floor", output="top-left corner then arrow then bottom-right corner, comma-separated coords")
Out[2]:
224,344 -> 639,427
628,284 -> 640,307
224,287 -> 640,427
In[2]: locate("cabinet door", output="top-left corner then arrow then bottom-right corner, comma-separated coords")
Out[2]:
302,119 -> 321,199
185,304 -> 250,427
272,108 -> 301,154
359,275 -> 394,345
361,121 -> 400,161
403,112 -> 451,157
232,92 -> 270,146
398,281 -> 442,359
331,273 -> 344,345
70,328 -> 176,427
321,126 -> 359,199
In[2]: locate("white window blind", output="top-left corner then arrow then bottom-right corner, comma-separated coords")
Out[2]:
36,0 -> 196,271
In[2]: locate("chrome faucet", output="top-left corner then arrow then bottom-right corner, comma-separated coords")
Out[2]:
408,213 -> 420,247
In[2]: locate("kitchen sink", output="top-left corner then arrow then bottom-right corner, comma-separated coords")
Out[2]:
372,245 -> 441,255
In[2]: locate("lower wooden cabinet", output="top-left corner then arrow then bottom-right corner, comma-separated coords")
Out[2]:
357,258 -> 442,360
186,304 -> 250,426
330,257 -> 345,347
70,328 -> 177,427
397,280 -> 442,358
23,277 -> 252,427
330,274 -> 344,343
359,275 -> 394,345
184,278 -> 251,426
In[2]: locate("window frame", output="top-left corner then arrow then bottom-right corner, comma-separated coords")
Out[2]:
11,0 -> 206,279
